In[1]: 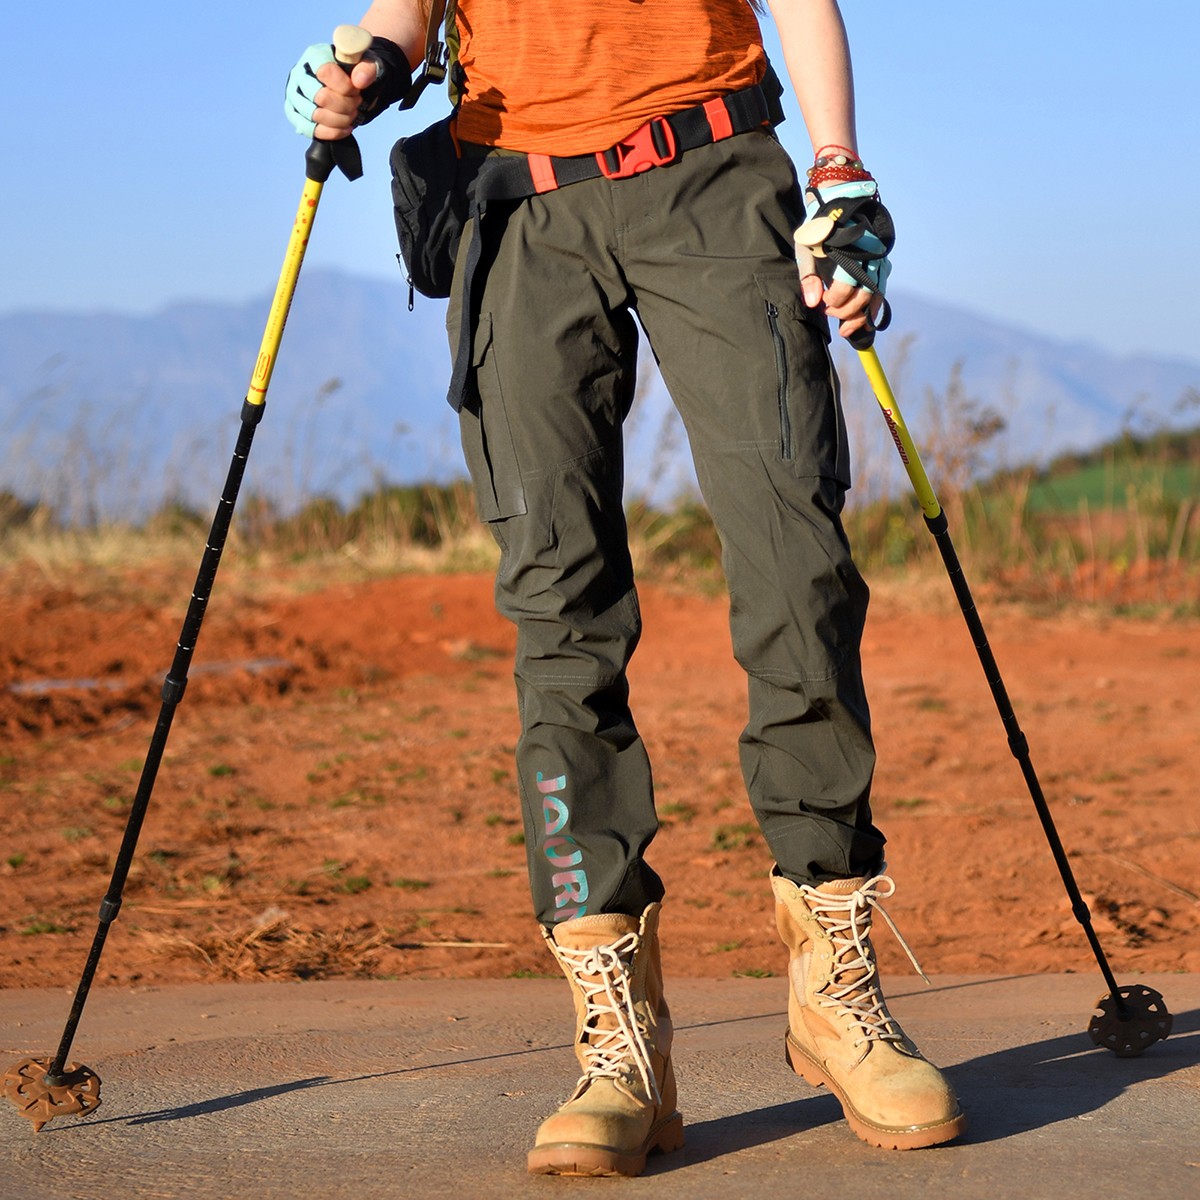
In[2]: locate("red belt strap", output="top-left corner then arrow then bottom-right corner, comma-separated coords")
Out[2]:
703,97 -> 735,142
527,154 -> 559,195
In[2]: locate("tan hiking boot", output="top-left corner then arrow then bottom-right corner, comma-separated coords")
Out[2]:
772,870 -> 965,1150
527,903 -> 684,1177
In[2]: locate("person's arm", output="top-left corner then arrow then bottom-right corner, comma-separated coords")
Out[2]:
310,1 -> 428,140
766,0 -> 880,337
767,0 -> 858,159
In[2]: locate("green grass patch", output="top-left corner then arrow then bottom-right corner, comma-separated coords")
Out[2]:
21,919 -> 74,936
710,823 -> 758,851
661,801 -> 699,823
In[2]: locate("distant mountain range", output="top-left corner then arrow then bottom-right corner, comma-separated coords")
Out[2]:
2,269 -> 1197,521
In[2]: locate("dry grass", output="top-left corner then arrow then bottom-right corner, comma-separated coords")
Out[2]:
2,372 -> 1198,613
139,907 -> 395,981
2,474 -> 1197,615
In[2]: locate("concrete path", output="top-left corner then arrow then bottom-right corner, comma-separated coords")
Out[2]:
1,973 -> 1195,1199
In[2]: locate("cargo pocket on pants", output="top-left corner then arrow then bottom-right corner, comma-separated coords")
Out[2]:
457,312 -> 527,521
755,272 -> 850,487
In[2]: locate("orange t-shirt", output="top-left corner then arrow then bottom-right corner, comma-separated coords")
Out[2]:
453,0 -> 766,156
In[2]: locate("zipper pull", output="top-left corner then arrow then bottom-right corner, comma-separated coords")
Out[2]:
396,254 -> 416,312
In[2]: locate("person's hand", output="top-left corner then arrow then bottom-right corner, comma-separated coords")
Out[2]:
284,43 -> 381,140
795,179 -> 894,343
800,275 -> 885,344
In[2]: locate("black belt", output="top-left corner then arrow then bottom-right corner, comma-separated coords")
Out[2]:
447,82 -> 775,411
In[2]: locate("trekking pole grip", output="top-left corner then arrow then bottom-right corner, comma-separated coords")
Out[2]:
306,24 -> 373,183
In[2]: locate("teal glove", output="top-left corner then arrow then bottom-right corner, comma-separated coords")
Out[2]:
284,38 -> 413,137
794,179 -> 894,296
284,43 -> 337,137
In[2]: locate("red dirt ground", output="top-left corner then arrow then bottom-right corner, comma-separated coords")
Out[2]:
1,566 -> 1197,992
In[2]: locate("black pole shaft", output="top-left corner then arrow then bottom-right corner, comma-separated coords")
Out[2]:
47,400 -> 265,1083
923,509 -> 1127,1011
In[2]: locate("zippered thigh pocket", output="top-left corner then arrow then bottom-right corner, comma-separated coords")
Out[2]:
754,273 -> 849,485
765,300 -> 793,460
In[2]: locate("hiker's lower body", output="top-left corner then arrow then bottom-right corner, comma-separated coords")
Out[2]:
446,127 -> 961,1174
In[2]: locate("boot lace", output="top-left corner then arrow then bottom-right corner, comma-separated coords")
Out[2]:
553,931 -> 659,1104
800,872 -> 928,1047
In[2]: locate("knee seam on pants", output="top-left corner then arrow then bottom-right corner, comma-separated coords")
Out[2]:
517,669 -> 627,688
742,649 -> 851,687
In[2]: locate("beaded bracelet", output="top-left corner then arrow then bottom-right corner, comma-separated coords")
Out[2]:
808,152 -> 865,173
807,164 -> 875,188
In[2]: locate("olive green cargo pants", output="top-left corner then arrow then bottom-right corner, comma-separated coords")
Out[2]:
448,129 -> 886,925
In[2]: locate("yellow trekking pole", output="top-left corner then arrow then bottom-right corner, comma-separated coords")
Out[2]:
2,25 -> 372,1135
249,24 -> 371,408
856,343 -> 1171,1057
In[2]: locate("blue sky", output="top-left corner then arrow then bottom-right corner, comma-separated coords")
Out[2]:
3,1 -> 1198,361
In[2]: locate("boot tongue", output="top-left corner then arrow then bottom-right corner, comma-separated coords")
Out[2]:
812,877 -> 872,989
552,914 -> 643,1041
815,876 -> 865,898
552,913 -> 641,953
554,912 -> 648,1027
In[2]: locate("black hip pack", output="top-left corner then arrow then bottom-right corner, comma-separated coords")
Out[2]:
389,114 -> 483,302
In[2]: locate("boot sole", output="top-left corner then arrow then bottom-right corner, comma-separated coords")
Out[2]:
785,1032 -> 966,1151
527,1111 -> 685,1177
